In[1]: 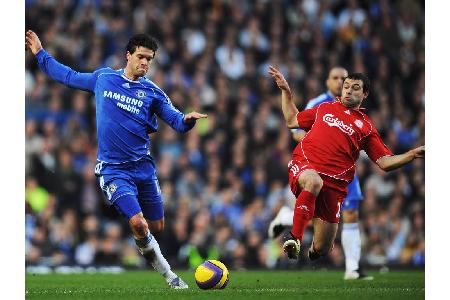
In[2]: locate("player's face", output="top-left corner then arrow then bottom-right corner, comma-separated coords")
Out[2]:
126,46 -> 155,77
341,79 -> 369,108
326,68 -> 348,97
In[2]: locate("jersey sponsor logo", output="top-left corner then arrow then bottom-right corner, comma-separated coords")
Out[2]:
103,90 -> 143,107
103,90 -> 143,114
323,113 -> 355,136
117,102 -> 140,114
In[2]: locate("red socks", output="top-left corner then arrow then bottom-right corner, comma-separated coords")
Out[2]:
291,190 -> 316,241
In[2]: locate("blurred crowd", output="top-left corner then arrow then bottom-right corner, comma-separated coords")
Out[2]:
25,0 -> 425,270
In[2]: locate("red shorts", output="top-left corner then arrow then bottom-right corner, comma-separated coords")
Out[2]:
288,159 -> 348,223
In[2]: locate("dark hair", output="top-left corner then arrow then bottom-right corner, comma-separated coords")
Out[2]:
126,34 -> 158,55
345,73 -> 371,93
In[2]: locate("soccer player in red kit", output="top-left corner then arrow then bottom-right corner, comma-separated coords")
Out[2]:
268,66 -> 425,260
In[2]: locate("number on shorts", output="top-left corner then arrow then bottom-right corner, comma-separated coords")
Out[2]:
289,162 -> 300,176
94,161 -> 103,175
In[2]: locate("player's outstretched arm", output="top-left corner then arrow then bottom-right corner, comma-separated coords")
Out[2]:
268,66 -> 299,128
153,88 -> 207,133
26,29 -> 98,92
376,145 -> 425,171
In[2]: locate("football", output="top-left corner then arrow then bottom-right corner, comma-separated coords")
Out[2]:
194,260 -> 230,289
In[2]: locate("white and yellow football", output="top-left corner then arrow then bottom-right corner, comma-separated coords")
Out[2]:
194,260 -> 230,289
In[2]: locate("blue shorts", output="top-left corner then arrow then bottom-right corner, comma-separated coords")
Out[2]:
95,156 -> 164,221
342,175 -> 363,211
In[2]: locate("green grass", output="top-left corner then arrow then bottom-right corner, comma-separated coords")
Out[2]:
25,270 -> 424,300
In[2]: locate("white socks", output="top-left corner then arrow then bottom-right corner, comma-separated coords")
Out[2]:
136,232 -> 175,280
342,223 -> 361,273
279,206 -> 295,225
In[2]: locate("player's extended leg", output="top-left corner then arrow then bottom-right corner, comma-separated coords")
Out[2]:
116,200 -> 187,289
341,176 -> 373,280
136,177 -> 188,289
342,207 -> 373,280
283,169 -> 323,259
342,209 -> 360,274
96,162 -> 186,288
306,181 -> 347,261
308,217 -> 338,260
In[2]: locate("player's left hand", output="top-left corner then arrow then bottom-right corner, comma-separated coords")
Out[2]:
25,30 -> 43,55
412,145 -> 425,158
268,66 -> 291,93
184,112 -> 208,123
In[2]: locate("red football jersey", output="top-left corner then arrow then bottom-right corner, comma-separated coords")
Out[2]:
293,100 -> 393,182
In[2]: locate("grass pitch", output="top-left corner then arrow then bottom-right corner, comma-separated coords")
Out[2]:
26,270 -> 424,300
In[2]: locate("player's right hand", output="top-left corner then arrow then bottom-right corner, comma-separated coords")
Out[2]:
25,30 -> 43,55
412,145 -> 425,158
184,111 -> 208,124
268,66 -> 291,93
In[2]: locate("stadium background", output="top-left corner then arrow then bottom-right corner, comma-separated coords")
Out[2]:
25,0 -> 424,271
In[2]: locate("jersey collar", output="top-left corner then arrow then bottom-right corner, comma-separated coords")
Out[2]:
119,69 -> 143,83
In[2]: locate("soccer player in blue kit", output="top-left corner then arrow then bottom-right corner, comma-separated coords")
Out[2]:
268,67 -> 373,280
26,30 -> 207,288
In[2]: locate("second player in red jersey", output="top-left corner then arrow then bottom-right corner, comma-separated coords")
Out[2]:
294,100 -> 392,183
268,66 -> 425,262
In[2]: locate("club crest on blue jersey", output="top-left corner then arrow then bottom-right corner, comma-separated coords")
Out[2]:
109,183 -> 117,193
136,90 -> 146,98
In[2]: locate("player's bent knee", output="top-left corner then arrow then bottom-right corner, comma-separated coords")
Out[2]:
312,176 -> 323,190
304,174 -> 323,193
129,215 -> 149,237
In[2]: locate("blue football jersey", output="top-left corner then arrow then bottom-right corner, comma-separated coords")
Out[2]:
305,91 -> 334,109
36,49 -> 194,164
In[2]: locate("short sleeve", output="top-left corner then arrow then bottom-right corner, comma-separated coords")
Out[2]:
296,107 -> 318,131
363,129 -> 393,162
